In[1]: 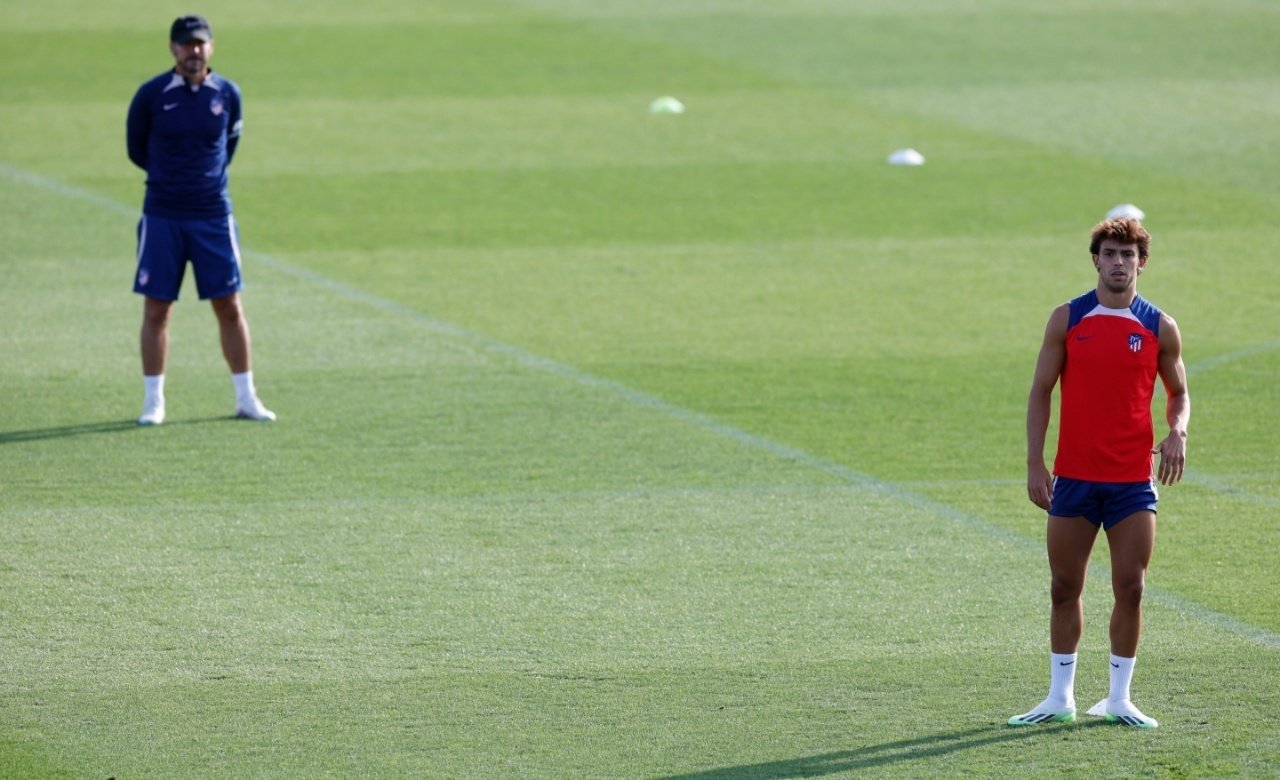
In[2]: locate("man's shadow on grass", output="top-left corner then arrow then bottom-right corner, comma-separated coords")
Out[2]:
0,417 -> 232,444
658,721 -> 1110,779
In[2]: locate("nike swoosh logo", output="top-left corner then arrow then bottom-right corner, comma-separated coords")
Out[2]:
1111,663 -> 1120,668
1059,661 -> 1074,666
163,103 -> 179,111
1076,335 -> 1091,341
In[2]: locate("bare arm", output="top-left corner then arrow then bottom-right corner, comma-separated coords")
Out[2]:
1154,313 -> 1190,485
1027,304 -> 1069,510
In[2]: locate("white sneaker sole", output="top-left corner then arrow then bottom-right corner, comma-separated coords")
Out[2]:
1087,699 -> 1158,728
235,407 -> 276,422
1008,709 -> 1076,726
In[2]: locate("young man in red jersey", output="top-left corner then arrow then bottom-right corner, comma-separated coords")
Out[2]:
1010,217 -> 1190,729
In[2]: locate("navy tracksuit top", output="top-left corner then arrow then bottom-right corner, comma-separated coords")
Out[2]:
127,70 -> 242,219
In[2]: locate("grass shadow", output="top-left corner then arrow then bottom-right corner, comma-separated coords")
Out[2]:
657,721 -> 1111,779
0,417 -> 233,444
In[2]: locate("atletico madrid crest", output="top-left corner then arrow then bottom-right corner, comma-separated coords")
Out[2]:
1128,333 -> 1144,352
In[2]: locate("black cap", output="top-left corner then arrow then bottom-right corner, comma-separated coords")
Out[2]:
170,15 -> 213,44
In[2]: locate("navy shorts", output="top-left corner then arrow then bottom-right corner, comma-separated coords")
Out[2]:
1049,476 -> 1158,529
134,214 -> 243,301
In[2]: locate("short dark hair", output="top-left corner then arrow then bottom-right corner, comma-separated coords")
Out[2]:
1090,217 -> 1150,259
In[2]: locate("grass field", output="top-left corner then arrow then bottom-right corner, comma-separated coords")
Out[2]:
2,1 -> 1279,776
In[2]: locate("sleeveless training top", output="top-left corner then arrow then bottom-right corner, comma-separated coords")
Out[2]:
1054,290 -> 1162,482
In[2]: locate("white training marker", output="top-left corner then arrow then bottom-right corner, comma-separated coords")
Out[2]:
887,148 -> 925,166
649,96 -> 685,114
1106,203 -> 1145,221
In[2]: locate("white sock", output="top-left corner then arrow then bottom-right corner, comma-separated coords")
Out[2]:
1049,652 -> 1078,705
231,370 -> 256,405
1109,654 -> 1136,703
144,374 -> 165,405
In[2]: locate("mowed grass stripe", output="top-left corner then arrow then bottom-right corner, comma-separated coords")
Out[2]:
572,3 -> 1280,89
255,249 -> 1280,643
0,18 -> 783,104
5,161 -> 1275,498
12,83 -> 1274,179
858,78 -> 1280,195
0,487 -> 1261,672
4,162 -> 1277,650
238,89 -> 946,175
0,1 -> 526,33
7,159 -> 1269,486
271,228 -> 1277,491
0,485 -> 1052,776
4,487 -> 1276,776
221,159 -> 1269,253
0,90 -> 1013,184
504,0 -> 1253,20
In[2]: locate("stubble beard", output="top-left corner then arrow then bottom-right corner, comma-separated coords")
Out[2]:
179,57 -> 206,78
1100,273 -> 1134,294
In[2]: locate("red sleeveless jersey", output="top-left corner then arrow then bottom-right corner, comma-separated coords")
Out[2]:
1054,290 -> 1162,482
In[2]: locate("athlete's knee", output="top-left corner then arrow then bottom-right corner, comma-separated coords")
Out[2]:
1113,574 -> 1146,607
1050,574 -> 1085,606
210,294 -> 245,324
142,298 -> 173,328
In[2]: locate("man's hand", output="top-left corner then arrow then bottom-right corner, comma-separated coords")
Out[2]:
1153,431 -> 1187,485
1027,463 -> 1054,510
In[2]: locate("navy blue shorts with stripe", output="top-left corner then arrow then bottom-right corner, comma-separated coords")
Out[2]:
134,214 -> 243,301
1049,476 -> 1158,530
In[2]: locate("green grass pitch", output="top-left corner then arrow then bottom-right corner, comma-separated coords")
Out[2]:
2,0 -> 1278,776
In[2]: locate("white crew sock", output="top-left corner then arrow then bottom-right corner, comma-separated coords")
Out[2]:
1049,652 -> 1078,705
1109,654 -> 1136,703
144,374 -> 165,405
231,370 -> 256,405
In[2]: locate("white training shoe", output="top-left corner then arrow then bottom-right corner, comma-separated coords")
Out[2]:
138,399 -> 165,426
1087,698 -> 1158,729
1008,698 -> 1076,726
234,397 -> 276,422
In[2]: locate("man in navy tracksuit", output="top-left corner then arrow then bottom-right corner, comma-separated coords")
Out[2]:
127,14 -> 274,424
